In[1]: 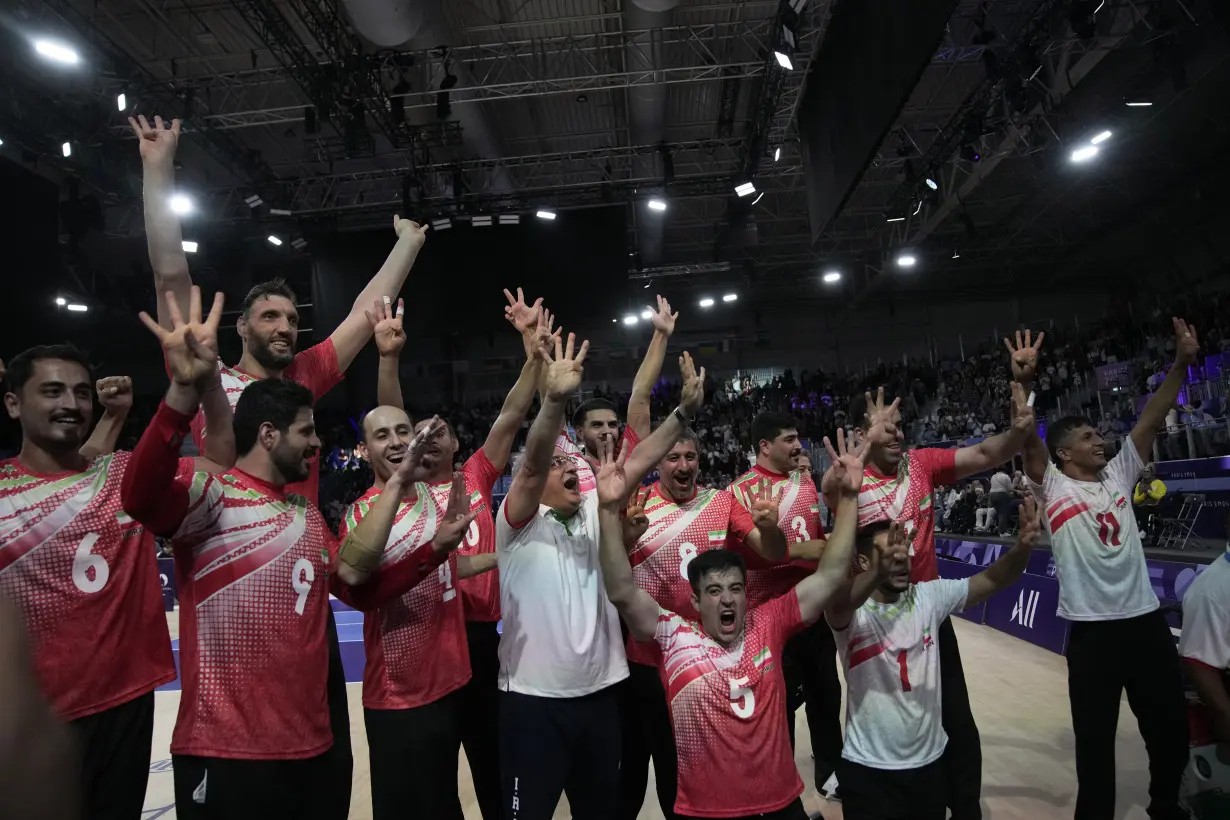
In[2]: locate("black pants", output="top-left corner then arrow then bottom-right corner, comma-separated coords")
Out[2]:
319,607 -> 352,819
839,758 -> 947,820
938,617 -> 982,820
783,618 -> 844,788
1067,610 -> 1190,820
70,691 -> 155,820
679,797 -> 809,820
365,689 -> 466,820
460,621 -> 503,820
500,686 -> 621,820
619,661 -> 679,820
989,492 -> 1014,533
172,752 -> 343,820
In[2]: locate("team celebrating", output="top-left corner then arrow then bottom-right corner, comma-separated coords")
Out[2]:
0,114 -> 1220,820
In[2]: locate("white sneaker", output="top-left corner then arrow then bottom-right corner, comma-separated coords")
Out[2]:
820,772 -> 841,801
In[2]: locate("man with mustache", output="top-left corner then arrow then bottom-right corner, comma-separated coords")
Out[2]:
731,411 -> 843,799
619,429 -> 803,819
121,288 -> 455,819
822,379 -> 1036,820
1,346 -> 232,820
345,298 -> 554,820
828,492 -> 1042,819
133,114 -> 430,812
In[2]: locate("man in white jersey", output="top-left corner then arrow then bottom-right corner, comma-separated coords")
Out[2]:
496,333 -> 706,820
1013,323 -> 1192,820
827,495 -> 1043,819
1179,536 -> 1230,748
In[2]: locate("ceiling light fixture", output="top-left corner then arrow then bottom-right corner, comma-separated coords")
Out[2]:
698,297 -> 715,308
536,210 -> 556,220
896,254 -> 917,268
55,297 -> 66,306
774,51 -> 793,70
66,303 -> 88,312
647,198 -> 667,212
886,216 -> 905,223
62,142 -> 72,158
751,191 -> 765,205
1125,101 -> 1152,107
267,235 -> 283,246
182,240 -> 198,253
925,177 -> 938,190
1090,130 -> 1112,145
117,93 -> 127,111
170,194 -> 194,215
823,271 -> 841,284
774,147 -> 781,162
35,40 -> 80,65
639,309 -> 652,319
722,293 -> 738,302
622,315 -> 638,325
1070,145 -> 1099,162
735,182 -> 756,197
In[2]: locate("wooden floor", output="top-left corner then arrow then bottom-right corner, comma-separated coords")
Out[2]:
146,617 -> 1157,819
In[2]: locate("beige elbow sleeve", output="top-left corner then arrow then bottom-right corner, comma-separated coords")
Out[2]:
338,532 -> 383,576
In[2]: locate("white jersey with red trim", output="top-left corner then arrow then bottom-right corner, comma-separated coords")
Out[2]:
833,579 -> 969,770
1029,442 -> 1158,621
1179,552 -> 1230,672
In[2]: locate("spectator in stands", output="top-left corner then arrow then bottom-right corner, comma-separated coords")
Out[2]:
1132,463 -> 1168,546
988,468 -> 1014,537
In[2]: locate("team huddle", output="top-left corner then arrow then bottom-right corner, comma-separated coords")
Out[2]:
0,114 -> 1204,820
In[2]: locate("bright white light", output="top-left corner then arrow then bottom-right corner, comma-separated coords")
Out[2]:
925,178 -> 938,190
1125,101 -> 1152,107
640,309 -> 652,319
647,198 -> 667,212
751,191 -> 765,205
170,194 -> 194,215
55,297 -> 66,306
823,271 -> 841,284
886,216 -> 905,223
1091,130 -> 1112,145
774,147 -> 781,162
722,293 -> 738,302
952,250 -> 961,259
117,93 -> 126,111
735,182 -> 756,197
61,142 -> 72,158
536,210 -> 556,220
35,40 -> 80,66
622,315 -> 638,325
182,241 -> 198,253
1070,145 -> 1099,163
896,254 -> 917,268
698,298 -> 715,308
66,304 -> 88,312
774,51 -> 793,70
0,138 -> 4,147
267,235 -> 283,246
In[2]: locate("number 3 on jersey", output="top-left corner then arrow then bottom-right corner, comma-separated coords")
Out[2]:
790,515 -> 809,544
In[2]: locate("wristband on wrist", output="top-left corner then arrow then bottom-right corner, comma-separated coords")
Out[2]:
673,406 -> 691,427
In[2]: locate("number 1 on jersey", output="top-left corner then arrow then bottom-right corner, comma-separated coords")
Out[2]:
439,561 -> 456,602
896,650 -> 912,692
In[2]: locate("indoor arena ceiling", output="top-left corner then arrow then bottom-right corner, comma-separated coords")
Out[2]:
1,0 -> 1228,302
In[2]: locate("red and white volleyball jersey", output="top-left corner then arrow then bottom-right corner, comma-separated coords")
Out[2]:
342,485 -> 471,710
624,484 -> 757,666
0,452 -> 177,720
833,448 -> 957,584
1179,551 -> 1230,672
439,450 -> 502,622
833,579 -> 968,769
655,590 -> 806,817
189,339 -> 342,503
1030,442 -> 1157,621
555,425 -> 640,498
730,465 -> 825,606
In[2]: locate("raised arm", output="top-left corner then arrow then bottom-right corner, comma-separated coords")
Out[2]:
484,302 -> 555,471
130,115 -> 193,330
197,374 -> 236,470
825,521 -> 908,630
1130,318 -> 1199,462
1004,330 -> 1049,483
798,429 -> 869,623
954,379 -> 1035,479
624,351 -> 706,484
328,218 -> 429,372
80,376 -> 132,460
740,480 -> 789,561
821,389 -> 899,510
595,438 -> 660,641
965,495 -> 1041,607
502,333 -> 589,525
364,297 -> 408,410
627,295 -> 677,439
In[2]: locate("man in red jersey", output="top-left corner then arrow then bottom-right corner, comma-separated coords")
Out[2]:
821,385 -> 1033,820
730,410 -> 843,798
619,429 -> 805,819
133,113 -> 431,811
1,343 -> 231,820
121,288 -> 461,819
597,429 -> 892,820
348,299 -> 553,820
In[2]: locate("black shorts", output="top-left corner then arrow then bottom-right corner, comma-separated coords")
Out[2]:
70,691 -> 155,820
364,690 -> 466,820
172,752 -> 345,820
678,797 -> 808,820
838,757 -> 947,820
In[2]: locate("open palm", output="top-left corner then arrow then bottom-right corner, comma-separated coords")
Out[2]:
139,286 -> 222,386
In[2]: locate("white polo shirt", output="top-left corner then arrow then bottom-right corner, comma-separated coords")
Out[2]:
496,493 -> 628,697
1180,552 -> 1230,672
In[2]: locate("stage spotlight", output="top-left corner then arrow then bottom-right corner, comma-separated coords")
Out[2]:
623,315 -> 638,325
117,93 -> 127,111
774,51 -> 793,70
536,210 -> 556,220
182,241 -> 198,253
698,297 -> 715,308
925,178 -> 938,190
774,147 -> 781,162
735,182 -> 756,197
722,293 -> 738,302
823,271 -> 841,284
647,198 -> 667,212
896,253 -> 917,268
1070,145 -> 1099,162
1091,130 -> 1112,145
62,142 -> 72,158
55,297 -> 66,306
66,304 -> 88,312
170,194 -> 194,215
35,40 -> 80,66
267,235 -> 283,246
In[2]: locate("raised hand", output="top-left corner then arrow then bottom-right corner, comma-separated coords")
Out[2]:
393,416 -> 446,485
544,332 -> 589,401
678,351 -> 706,417
1009,381 -> 1036,434
96,376 -> 133,413
622,486 -> 649,546
649,294 -> 678,336
1003,329 -> 1045,384
862,387 -> 900,431
431,472 -> 481,554
873,521 -> 909,580
365,296 -> 406,357
139,286 -> 223,387
393,215 -> 429,250
749,478 -> 784,530
823,428 -> 869,495
529,305 -> 560,363
1173,317 -> 1199,365
595,436 -> 629,508
128,114 -> 180,166
503,287 -> 544,336
1016,494 -> 1042,550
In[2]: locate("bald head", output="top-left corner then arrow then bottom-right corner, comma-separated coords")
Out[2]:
359,406 -> 414,485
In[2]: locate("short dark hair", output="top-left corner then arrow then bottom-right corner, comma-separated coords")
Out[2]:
855,520 -> 894,557
687,549 -> 747,594
4,344 -> 92,393
572,398 -> 619,432
749,411 -> 798,450
233,379 -> 315,455
673,427 -> 700,449
1045,415 -> 1093,466
241,279 -> 298,317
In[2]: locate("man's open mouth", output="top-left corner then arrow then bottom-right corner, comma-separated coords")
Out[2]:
386,449 -> 406,464
719,610 -> 736,628
563,475 -> 579,490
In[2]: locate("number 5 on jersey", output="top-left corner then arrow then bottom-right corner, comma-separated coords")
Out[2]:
729,675 -> 755,718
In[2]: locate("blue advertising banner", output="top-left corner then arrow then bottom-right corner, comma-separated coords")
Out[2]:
157,557 -> 176,611
983,572 -> 1069,655
935,558 -> 987,625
